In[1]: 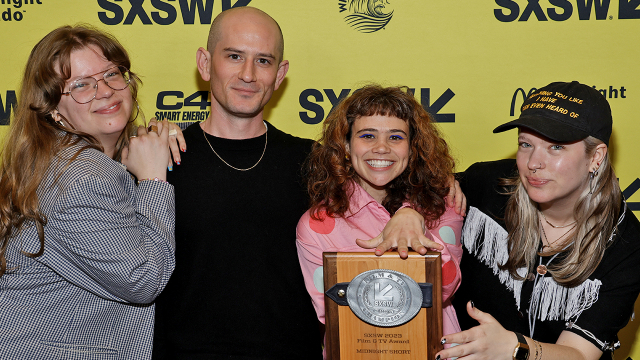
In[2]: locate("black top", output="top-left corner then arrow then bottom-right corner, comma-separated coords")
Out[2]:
153,122 -> 322,360
453,159 -> 640,360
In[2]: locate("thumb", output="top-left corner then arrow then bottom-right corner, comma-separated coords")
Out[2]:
356,234 -> 392,256
467,301 -> 495,325
121,146 -> 130,165
356,234 -> 383,249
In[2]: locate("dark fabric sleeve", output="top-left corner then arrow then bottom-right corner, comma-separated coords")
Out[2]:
568,207 -> 640,350
457,159 -> 517,216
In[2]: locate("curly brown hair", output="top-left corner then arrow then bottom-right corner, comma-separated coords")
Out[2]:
306,85 -> 455,227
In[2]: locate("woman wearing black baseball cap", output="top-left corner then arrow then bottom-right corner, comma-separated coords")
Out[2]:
436,81 -> 640,360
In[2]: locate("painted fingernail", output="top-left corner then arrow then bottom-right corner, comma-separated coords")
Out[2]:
435,355 -> 441,360
168,166 -> 173,172
176,161 -> 181,165
441,338 -> 446,345
181,147 -> 186,152
470,301 -> 475,308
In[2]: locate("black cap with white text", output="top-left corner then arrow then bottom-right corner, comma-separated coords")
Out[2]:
493,81 -> 612,146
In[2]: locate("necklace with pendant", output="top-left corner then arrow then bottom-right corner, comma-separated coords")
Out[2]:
537,221 -> 578,266
202,121 -> 268,171
537,220 -> 576,274
528,242 -> 572,337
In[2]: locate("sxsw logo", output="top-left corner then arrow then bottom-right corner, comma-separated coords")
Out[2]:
494,0 -> 640,21
299,88 -> 455,124
1,90 -> 17,125
97,0 -> 251,25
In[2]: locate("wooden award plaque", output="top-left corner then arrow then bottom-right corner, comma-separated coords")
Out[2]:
323,251 -> 442,360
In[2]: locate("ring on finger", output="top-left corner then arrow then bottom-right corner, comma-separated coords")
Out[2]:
129,135 -> 137,138
168,129 -> 178,137
147,125 -> 158,133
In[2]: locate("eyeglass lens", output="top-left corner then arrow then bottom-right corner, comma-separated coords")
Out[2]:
69,66 -> 130,104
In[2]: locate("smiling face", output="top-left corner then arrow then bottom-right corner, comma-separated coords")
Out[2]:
347,115 -> 410,203
516,129 -> 597,210
203,9 -> 288,120
55,45 -> 132,151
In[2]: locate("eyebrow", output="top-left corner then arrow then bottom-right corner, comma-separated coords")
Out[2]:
70,65 -> 117,83
356,128 -> 408,136
223,47 -> 276,60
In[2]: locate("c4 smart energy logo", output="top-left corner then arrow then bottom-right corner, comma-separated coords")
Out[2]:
339,0 -> 394,33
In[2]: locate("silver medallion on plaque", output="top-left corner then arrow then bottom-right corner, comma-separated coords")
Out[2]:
346,269 -> 422,327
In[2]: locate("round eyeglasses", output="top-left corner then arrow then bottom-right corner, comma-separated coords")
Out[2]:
62,66 -> 131,104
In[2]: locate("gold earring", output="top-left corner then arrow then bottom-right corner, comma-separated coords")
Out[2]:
51,110 -> 65,127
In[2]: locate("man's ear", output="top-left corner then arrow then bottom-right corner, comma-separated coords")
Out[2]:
273,60 -> 289,91
196,47 -> 211,82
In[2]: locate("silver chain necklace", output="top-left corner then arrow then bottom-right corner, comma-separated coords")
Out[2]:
202,121 -> 268,171
539,211 -> 577,228
539,219 -> 577,253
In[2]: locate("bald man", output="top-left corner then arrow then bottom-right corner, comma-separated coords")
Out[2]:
152,7 -> 322,359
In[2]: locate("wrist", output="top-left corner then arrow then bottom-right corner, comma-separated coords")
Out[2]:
137,177 -> 168,185
135,171 -> 167,182
512,332 -> 530,360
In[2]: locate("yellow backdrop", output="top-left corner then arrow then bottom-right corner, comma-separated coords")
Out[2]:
1,0 -> 639,356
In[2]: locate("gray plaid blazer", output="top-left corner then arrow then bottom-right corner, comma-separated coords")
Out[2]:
0,143 -> 175,359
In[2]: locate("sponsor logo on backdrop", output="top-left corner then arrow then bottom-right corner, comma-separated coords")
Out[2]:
1,0 -> 42,22
509,84 -> 638,210
495,0 -> 640,21
155,90 -> 210,127
97,0 -> 250,25
339,0 -> 394,32
299,87 -> 455,124
1,90 -> 17,125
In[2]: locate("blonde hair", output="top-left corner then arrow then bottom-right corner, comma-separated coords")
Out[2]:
500,137 -> 621,287
0,25 -> 142,277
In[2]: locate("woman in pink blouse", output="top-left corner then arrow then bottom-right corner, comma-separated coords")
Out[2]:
296,85 -> 463,355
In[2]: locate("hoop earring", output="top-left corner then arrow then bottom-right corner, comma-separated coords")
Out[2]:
588,171 -> 596,195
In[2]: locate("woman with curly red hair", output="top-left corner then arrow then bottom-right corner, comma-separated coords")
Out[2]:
296,85 -> 463,355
